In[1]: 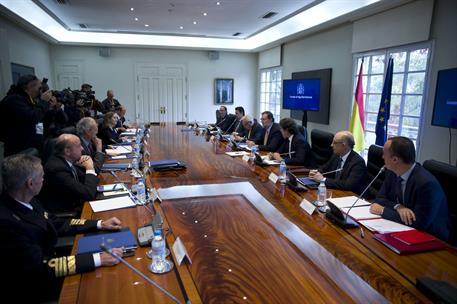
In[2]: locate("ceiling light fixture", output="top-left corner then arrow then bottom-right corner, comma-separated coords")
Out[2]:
130,7 -> 134,11
144,24 -> 149,27
193,21 -> 197,25
134,17 -> 138,21
203,12 -> 207,16
179,26 -> 184,30
216,2 -> 221,6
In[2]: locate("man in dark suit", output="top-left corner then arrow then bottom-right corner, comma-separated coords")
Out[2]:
40,134 -> 99,214
309,131 -> 367,194
271,118 -> 315,167
0,154 -> 123,302
247,111 -> 283,152
370,136 -> 450,241
76,117 -> 105,173
233,115 -> 263,143
226,106 -> 246,134
214,106 -> 236,132
0,75 -> 53,156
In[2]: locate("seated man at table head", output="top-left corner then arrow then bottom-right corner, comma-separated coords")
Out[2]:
0,154 -> 123,302
309,131 -> 368,194
247,111 -> 284,152
98,111 -> 123,146
271,118 -> 315,167
40,134 -> 99,214
215,105 -> 235,132
233,115 -> 263,143
102,89 -> 121,114
369,136 -> 450,241
227,106 -> 246,134
76,117 -> 104,173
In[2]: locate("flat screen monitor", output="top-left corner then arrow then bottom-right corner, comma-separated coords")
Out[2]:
283,79 -> 320,111
431,67 -> 457,129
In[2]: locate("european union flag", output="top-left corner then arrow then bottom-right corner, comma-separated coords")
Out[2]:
375,57 -> 394,146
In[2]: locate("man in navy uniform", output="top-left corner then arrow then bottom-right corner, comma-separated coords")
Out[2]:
370,136 -> 451,241
0,154 -> 123,302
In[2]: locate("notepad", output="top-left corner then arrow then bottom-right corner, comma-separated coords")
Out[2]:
77,229 -> 137,254
359,218 -> 414,233
225,151 -> 249,157
97,183 -> 125,192
89,196 -> 136,212
341,205 -> 381,220
327,196 -> 371,208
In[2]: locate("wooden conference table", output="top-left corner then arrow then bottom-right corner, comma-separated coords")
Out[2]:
59,124 -> 457,304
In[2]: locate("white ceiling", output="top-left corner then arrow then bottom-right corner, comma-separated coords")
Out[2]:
0,0 -> 409,51
36,0 -> 316,39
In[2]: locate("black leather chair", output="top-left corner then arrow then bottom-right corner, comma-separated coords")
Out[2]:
423,159 -> 457,245
310,129 -> 334,166
0,141 -> 3,195
366,144 -> 385,199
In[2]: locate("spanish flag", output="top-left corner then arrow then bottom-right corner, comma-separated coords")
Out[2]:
349,60 -> 365,152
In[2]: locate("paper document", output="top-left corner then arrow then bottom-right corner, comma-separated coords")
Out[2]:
89,196 -> 136,212
225,151 -> 249,157
103,190 -> 130,197
97,183 -> 125,192
261,156 -> 280,165
341,205 -> 381,220
105,145 -> 133,156
359,218 -> 414,233
327,196 -> 371,208
111,155 -> 127,159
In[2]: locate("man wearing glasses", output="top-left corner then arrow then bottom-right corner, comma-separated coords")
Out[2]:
309,131 -> 368,195
247,111 -> 283,152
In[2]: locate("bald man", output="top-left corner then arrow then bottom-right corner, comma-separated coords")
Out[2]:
309,131 -> 368,195
40,134 -> 99,214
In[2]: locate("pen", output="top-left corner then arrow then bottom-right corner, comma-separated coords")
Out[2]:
360,227 -> 365,238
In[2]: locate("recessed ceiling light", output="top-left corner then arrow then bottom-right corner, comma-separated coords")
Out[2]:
179,26 -> 184,29
203,12 -> 208,16
144,24 -> 149,27
193,21 -> 197,25
130,7 -> 134,11
216,2 -> 221,5
134,17 -> 138,21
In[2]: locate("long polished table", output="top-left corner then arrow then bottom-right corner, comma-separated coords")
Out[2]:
60,124 -> 457,303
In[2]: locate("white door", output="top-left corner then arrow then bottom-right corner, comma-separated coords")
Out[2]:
54,61 -> 83,90
135,63 -> 188,123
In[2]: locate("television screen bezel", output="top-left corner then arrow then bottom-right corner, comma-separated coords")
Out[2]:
431,67 -> 457,129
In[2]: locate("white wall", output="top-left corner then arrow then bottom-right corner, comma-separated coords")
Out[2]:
49,46 -> 258,123
281,24 -> 353,134
0,16 -> 52,94
420,0 -> 457,164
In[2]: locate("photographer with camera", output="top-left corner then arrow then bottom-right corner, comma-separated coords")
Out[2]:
0,75 -> 54,156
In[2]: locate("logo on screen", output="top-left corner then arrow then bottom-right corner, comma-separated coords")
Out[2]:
297,83 -> 305,95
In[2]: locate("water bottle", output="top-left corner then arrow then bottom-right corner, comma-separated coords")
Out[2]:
132,157 -> 139,171
134,143 -> 140,157
279,160 -> 287,183
136,178 -> 146,204
150,229 -> 166,272
250,145 -> 257,161
317,180 -> 327,207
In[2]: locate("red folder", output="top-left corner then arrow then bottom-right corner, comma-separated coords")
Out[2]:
390,230 -> 436,245
373,231 -> 446,255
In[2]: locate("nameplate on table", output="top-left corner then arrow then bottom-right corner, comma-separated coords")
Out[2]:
268,172 -> 279,184
242,155 -> 250,162
172,237 -> 192,266
150,187 -> 162,203
300,198 -> 316,215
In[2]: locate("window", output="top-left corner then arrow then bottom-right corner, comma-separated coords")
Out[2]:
353,42 -> 432,151
260,67 -> 282,122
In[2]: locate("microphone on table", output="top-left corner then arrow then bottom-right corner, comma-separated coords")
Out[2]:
100,243 -> 182,304
325,166 -> 385,228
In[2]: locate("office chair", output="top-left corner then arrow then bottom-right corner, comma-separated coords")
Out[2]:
423,159 -> 457,245
310,129 -> 334,166
366,144 -> 385,199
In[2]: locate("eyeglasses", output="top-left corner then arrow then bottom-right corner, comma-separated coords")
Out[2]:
332,141 -> 344,145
